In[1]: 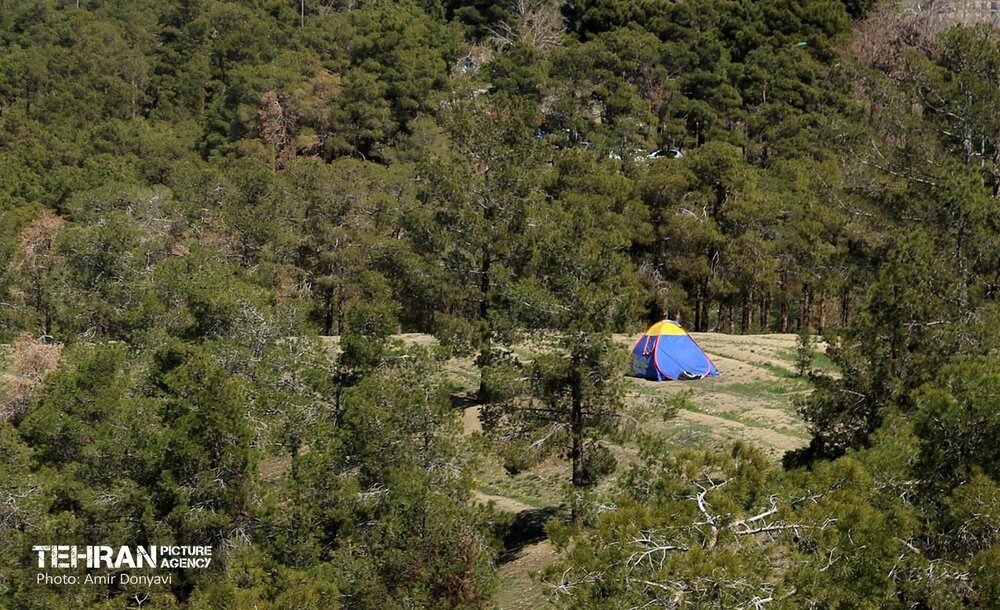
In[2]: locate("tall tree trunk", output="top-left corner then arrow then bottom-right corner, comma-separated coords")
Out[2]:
840,286 -> 852,326
741,289 -> 752,334
818,290 -> 827,335
800,286 -> 813,331
570,351 -> 585,525
807,287 -> 814,330
34,282 -> 44,335
700,281 -> 710,332
334,385 -> 344,426
480,241 -> 491,323
779,269 -> 790,333
477,210 -> 494,401
337,293 -> 346,336
760,292 -> 770,331
694,285 -> 703,331
798,290 -> 805,331
890,285 -> 900,364
323,286 -> 335,336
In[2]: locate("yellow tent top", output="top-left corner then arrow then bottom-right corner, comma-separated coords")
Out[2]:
643,320 -> 687,336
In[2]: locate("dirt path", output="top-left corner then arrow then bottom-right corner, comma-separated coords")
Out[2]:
471,492 -> 560,610
463,405 -> 483,434
491,540 -> 558,610
472,490 -> 534,513
674,409 -> 805,456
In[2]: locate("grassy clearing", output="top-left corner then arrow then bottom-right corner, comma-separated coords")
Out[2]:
384,331 -> 824,609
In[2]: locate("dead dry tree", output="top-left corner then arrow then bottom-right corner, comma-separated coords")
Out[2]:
488,0 -> 565,52
551,472 -> 837,609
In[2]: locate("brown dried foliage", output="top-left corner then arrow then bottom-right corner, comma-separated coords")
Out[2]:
0,335 -> 62,422
259,90 -> 295,168
14,212 -> 64,274
850,2 -> 935,80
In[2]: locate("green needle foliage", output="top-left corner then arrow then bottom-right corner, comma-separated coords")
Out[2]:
1,0 -> 1000,607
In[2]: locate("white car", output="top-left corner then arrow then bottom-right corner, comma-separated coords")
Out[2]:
648,148 -> 683,160
608,149 -> 647,162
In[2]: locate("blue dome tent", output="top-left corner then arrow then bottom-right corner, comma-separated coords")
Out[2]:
631,320 -> 719,381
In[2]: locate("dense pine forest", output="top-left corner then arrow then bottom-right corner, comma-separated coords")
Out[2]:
1,0 -> 1000,607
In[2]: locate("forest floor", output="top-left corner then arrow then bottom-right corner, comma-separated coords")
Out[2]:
445,331 -> 833,609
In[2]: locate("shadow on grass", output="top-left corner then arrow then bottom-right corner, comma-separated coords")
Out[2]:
450,392 -> 480,409
500,506 -> 566,564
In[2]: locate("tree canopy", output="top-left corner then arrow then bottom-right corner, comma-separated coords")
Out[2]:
2,0 -> 1000,607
